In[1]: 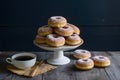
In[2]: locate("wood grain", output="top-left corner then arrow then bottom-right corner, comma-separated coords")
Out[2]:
0,51 -> 120,80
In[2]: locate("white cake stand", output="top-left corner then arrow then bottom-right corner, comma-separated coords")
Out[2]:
34,39 -> 83,65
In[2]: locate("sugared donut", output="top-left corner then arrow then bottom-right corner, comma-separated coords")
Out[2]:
75,59 -> 94,70
46,34 -> 65,47
54,24 -> 74,36
73,49 -> 91,59
38,25 -> 53,36
65,34 -> 81,45
67,23 -> 80,35
92,56 -> 111,67
35,35 -> 46,44
48,16 -> 67,27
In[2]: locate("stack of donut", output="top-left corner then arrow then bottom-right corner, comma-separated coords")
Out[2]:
34,16 -> 82,47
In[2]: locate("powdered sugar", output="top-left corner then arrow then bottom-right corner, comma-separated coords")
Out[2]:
47,34 -> 65,41
78,59 -> 92,63
50,16 -> 62,20
75,49 -> 89,54
58,25 -> 72,31
68,34 -> 80,40
93,56 -> 108,61
38,25 -> 52,32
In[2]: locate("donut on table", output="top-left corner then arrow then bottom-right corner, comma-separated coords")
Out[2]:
38,25 -> 53,36
73,49 -> 91,59
34,35 -> 46,44
46,34 -> 65,47
48,16 -> 67,27
67,23 -> 80,35
54,24 -> 74,36
92,56 -> 111,67
75,58 -> 94,70
65,34 -> 81,45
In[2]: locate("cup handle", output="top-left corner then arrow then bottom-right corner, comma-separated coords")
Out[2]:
6,58 -> 13,64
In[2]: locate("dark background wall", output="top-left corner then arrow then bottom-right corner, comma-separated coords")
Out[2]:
0,0 -> 120,51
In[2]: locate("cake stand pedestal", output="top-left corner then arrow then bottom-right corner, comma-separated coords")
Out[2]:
34,39 -> 83,65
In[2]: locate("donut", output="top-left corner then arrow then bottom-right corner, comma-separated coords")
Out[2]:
38,25 -> 53,36
92,56 -> 111,67
48,16 -> 67,27
73,49 -> 91,59
35,35 -> 46,44
46,34 -> 65,47
75,59 -> 94,70
54,24 -> 74,36
67,23 -> 80,35
65,34 -> 81,45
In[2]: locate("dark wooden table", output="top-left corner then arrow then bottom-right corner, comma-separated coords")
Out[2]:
0,51 -> 120,80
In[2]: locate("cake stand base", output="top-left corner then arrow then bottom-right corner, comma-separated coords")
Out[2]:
47,50 -> 70,65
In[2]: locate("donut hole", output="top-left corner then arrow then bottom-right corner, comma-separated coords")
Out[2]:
71,34 -> 76,36
81,51 -> 86,53
83,59 -> 88,62
63,26 -> 68,29
45,25 -> 49,27
56,17 -> 61,19
53,35 -> 59,38
99,56 -> 104,59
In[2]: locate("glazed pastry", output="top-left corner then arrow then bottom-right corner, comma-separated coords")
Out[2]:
67,23 -> 80,35
48,16 -> 67,27
92,56 -> 111,67
54,24 -> 74,36
46,34 -> 65,47
75,58 -> 94,70
38,25 -> 53,36
34,35 -> 46,44
73,49 -> 91,59
65,34 -> 81,45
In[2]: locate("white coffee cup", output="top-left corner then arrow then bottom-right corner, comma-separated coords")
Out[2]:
6,52 -> 36,69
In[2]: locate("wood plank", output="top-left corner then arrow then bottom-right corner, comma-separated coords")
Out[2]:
0,51 -> 120,80
43,52 -> 110,80
4,74 -> 42,80
42,52 -> 76,80
0,52 -> 15,80
91,51 -> 120,80
105,52 -> 120,80
75,68 -> 110,80
71,51 -> 109,80
77,51 -> 110,80
42,60 -> 76,80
